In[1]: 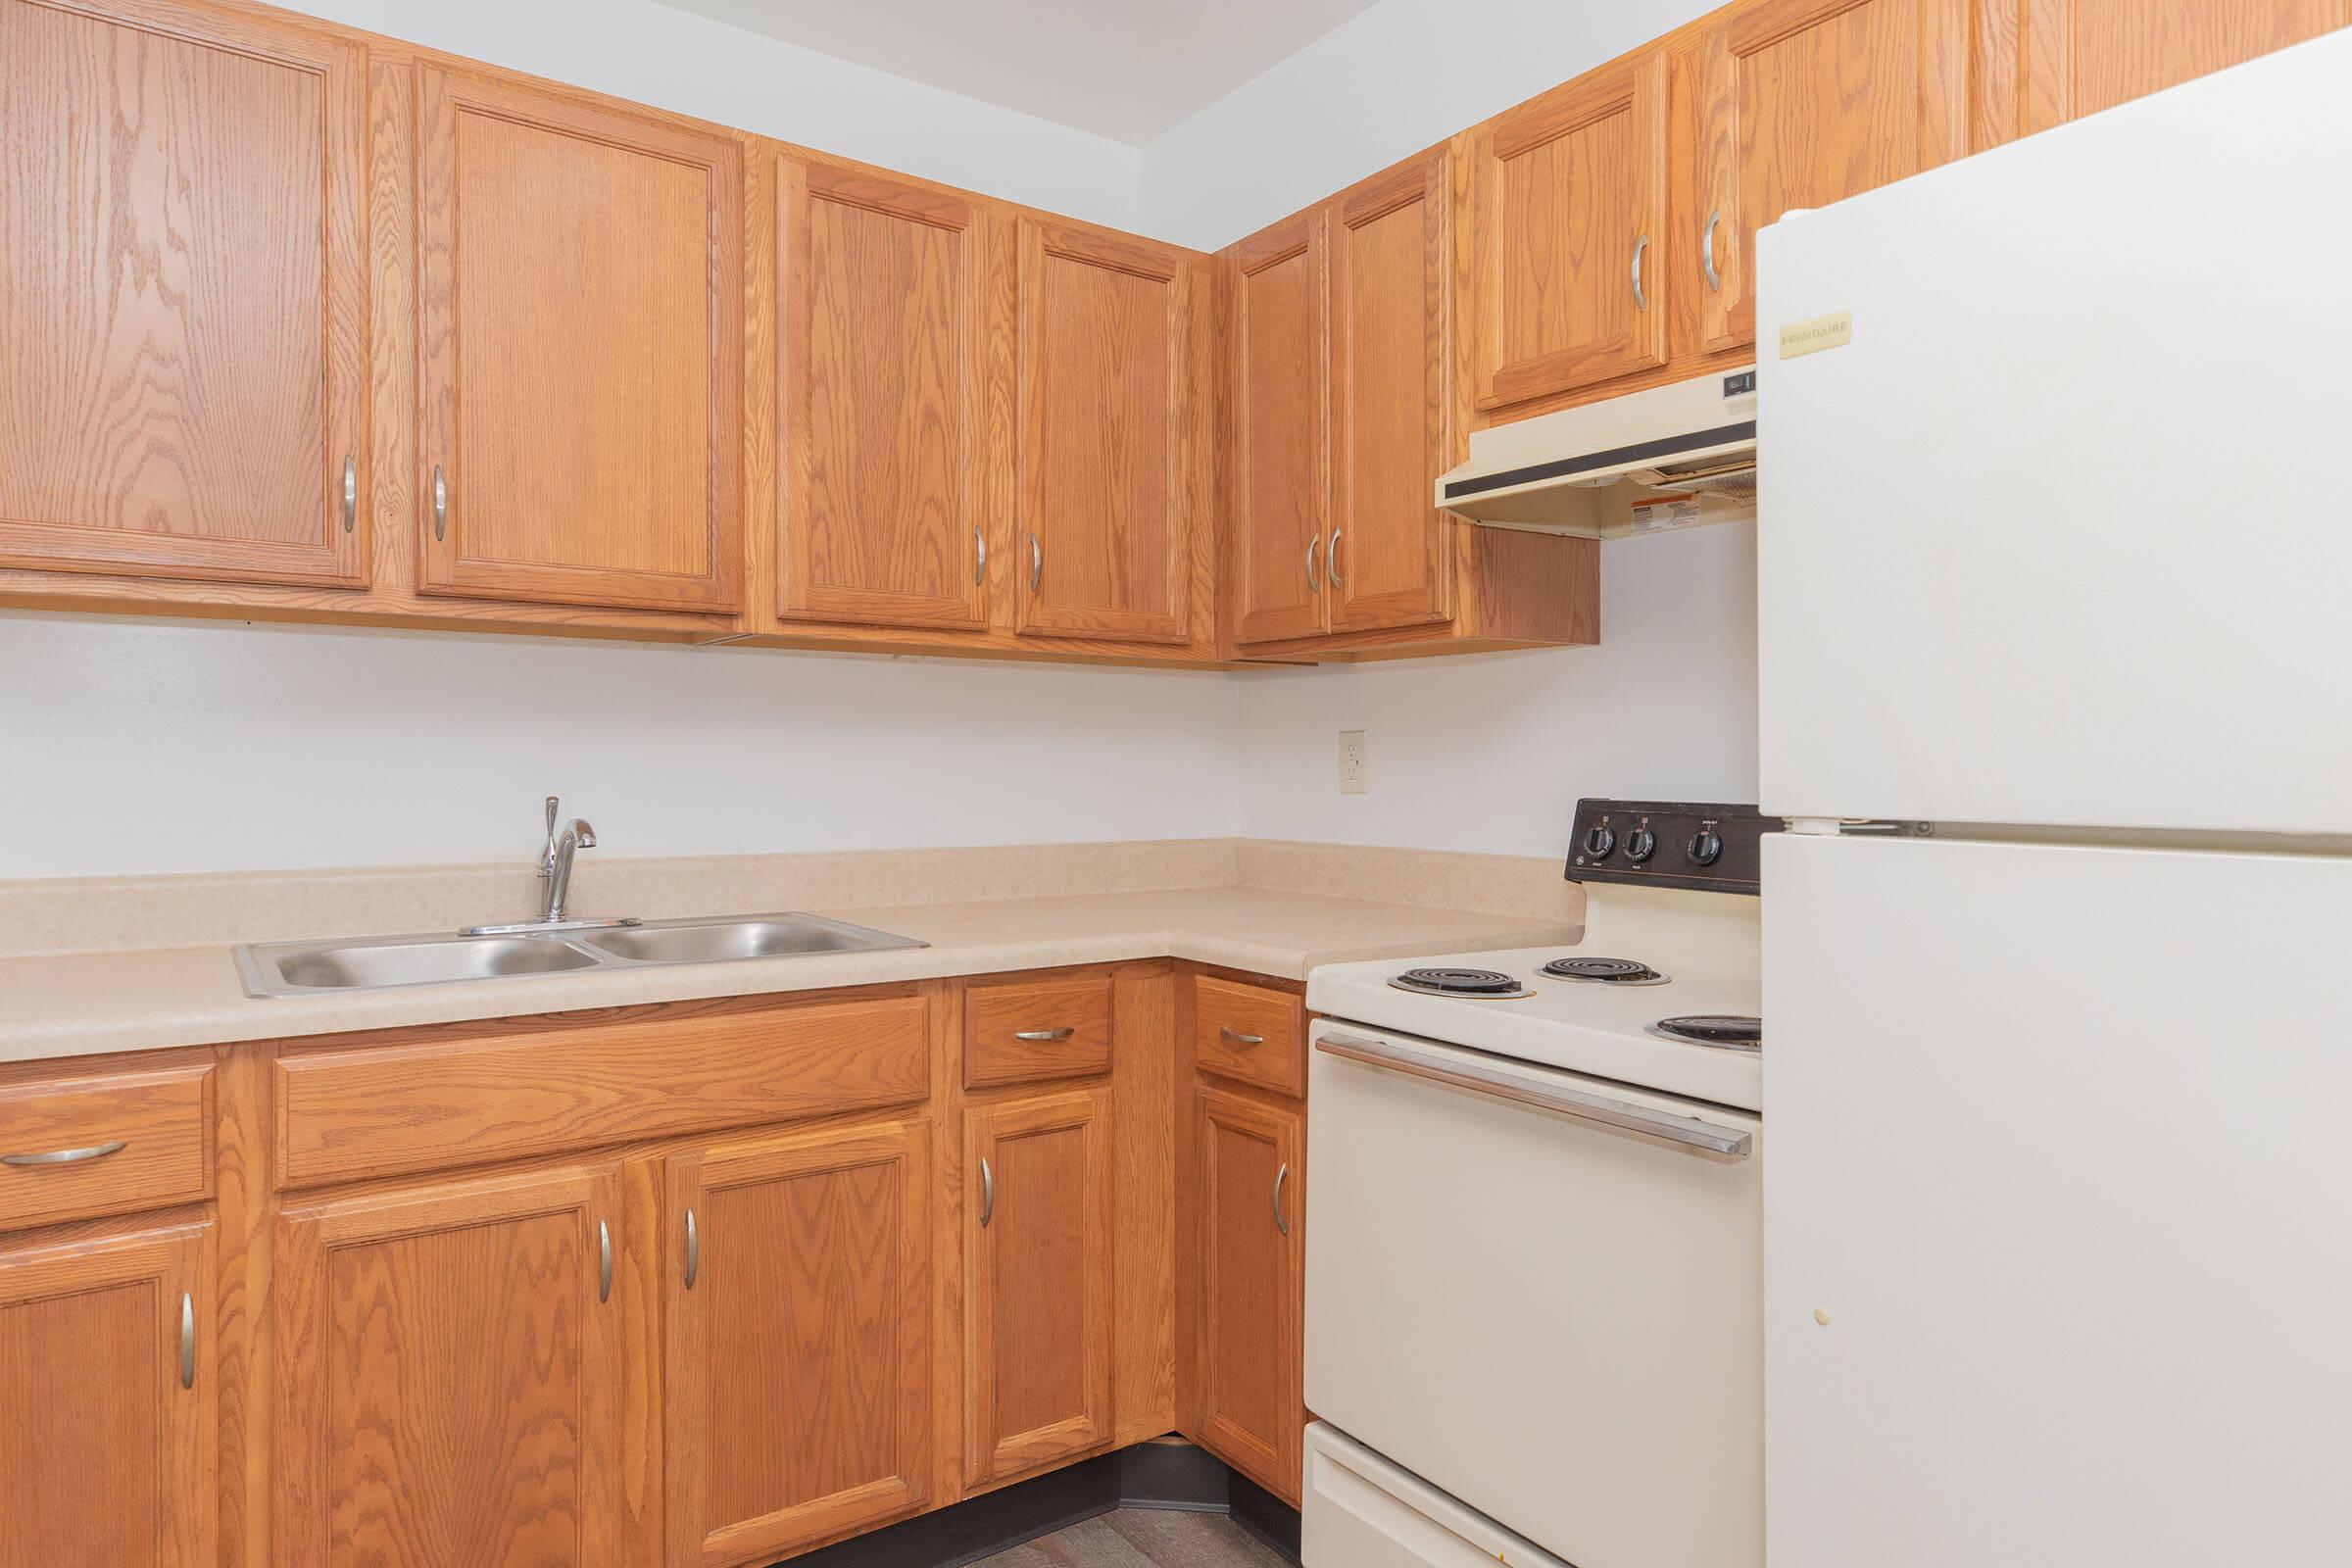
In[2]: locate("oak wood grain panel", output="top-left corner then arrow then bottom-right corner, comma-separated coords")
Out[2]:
1193,1087 -> 1302,1505
1471,49 -> 1669,410
665,1118 -> 934,1566
273,1161 -> 625,1568
416,63 -> 744,612
274,991 -> 933,1188
1190,974 -> 1305,1100
1107,964 -> 1179,1446
1015,219 -> 1200,645
963,973 -> 1116,1090
0,1213 -> 215,1568
1225,211 -> 1328,646
1691,0 -> 1972,353
963,1086 -> 1114,1486
1328,147 -> 1454,635
0,1060 -> 213,1232
0,0 -> 368,588
778,158 -> 990,629
2017,0 -> 2350,132
211,1040 -> 271,1568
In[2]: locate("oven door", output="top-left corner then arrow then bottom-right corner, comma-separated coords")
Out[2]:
1304,1023 -> 1762,1568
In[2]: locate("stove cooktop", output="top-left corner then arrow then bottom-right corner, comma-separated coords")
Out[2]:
1389,966 -> 1536,1000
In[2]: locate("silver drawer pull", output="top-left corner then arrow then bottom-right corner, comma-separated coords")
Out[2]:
1273,1161 -> 1291,1237
1701,207 -> 1724,292
1631,233 -> 1650,311
1306,533 -> 1321,592
3,1140 -> 126,1167
1012,1027 -> 1074,1042
682,1206 -> 699,1290
341,454 -> 358,533
1029,533 -> 1043,593
1328,527 -> 1344,586
178,1292 -> 196,1390
1219,1026 -> 1264,1047
974,525 -> 987,587
432,465 -> 448,541
1316,1031 -> 1752,1158
979,1155 -> 995,1228
598,1219 -> 612,1303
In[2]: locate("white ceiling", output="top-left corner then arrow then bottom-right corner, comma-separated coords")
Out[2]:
647,0 -> 1386,145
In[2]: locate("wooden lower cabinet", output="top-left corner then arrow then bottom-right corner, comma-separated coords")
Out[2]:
1191,1087 -> 1304,1504
272,1161 -> 628,1568
0,1214 -> 216,1568
663,1118 -> 935,1566
963,1086 -> 1116,1485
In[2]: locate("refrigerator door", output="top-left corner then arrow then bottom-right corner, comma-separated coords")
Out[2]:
1756,29 -> 2352,834
1763,832 -> 2352,1565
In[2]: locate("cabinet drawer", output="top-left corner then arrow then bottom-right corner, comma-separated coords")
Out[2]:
0,1062 -> 214,1231
276,991 -> 933,1189
1193,975 -> 1304,1098
964,975 -> 1115,1089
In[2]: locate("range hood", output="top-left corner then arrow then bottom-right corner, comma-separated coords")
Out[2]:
1436,368 -> 1757,537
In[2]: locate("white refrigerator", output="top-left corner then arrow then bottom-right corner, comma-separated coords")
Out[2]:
1757,27 -> 2352,1567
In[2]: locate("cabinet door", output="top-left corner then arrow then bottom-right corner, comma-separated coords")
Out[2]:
273,1161 -> 626,1568
1469,49 -> 1669,410
964,1086 -> 1114,1485
2017,0 -> 2352,133
0,1215 -> 215,1568
416,66 -> 744,612
664,1118 -> 933,1567
779,161 -> 989,629
1194,1087 -> 1302,1504
1227,211 -> 1329,646
1691,0 -> 1972,354
0,0 -> 368,589
1015,220 -> 1200,645
1329,149 -> 1454,634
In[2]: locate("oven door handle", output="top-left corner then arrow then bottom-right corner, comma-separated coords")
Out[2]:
1315,1031 -> 1753,1159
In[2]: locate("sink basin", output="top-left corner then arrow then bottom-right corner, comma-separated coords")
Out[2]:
234,912 -> 925,999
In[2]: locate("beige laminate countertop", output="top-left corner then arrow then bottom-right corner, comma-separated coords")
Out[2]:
0,886 -> 1582,1064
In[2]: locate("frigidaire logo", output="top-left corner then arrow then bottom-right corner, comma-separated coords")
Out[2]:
1778,310 -> 1853,359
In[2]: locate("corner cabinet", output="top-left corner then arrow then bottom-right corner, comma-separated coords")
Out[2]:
1193,1087 -> 1304,1504
0,1215 -> 217,1568
415,65 -> 745,612
0,0 -> 369,590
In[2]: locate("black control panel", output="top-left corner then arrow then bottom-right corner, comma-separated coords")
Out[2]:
1565,799 -> 1775,896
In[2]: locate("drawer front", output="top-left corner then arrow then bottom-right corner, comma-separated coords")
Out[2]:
0,1062 -> 214,1231
964,975 -> 1115,1090
277,992 -> 933,1189
1193,974 -> 1304,1097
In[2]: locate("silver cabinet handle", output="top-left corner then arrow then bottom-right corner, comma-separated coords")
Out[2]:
2,1140 -> 125,1167
1273,1162 -> 1290,1237
1012,1027 -> 1074,1042
341,454 -> 357,533
1306,533 -> 1321,592
1029,533 -> 1042,593
682,1206 -> 699,1290
1316,1031 -> 1752,1158
432,465 -> 448,542
178,1292 -> 195,1390
1701,208 -> 1723,292
1632,234 -> 1650,312
1219,1026 -> 1264,1046
1328,527 -> 1345,586
979,1155 -> 995,1228
974,525 -> 987,587
598,1220 -> 612,1303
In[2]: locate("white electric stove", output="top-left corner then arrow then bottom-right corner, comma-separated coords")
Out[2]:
1298,800 -> 1768,1568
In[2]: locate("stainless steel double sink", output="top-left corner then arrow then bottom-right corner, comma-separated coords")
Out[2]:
234,912 -> 926,999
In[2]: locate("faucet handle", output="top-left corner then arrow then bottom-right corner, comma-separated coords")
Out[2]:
540,796 -> 561,876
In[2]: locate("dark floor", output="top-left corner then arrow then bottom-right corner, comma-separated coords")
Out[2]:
970,1507 -> 1291,1567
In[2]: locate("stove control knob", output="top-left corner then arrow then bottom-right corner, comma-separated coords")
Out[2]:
1688,828 -> 1724,866
1583,823 -> 1617,859
1625,827 -> 1658,862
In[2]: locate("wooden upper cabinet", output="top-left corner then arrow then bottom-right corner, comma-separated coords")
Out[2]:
0,0 -> 368,589
416,65 -> 744,612
1469,49 -> 1669,411
2013,0 -> 2351,133
964,1086 -> 1114,1485
0,1215 -> 216,1568
1227,211 -> 1330,646
778,160 -> 990,630
1194,1087 -> 1303,1504
1690,0 -> 1971,354
273,1161 -> 627,1568
1016,219 -> 1202,645
1329,149 -> 1454,633
665,1119 -> 933,1567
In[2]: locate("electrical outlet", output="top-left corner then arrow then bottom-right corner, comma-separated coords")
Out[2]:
1339,730 -> 1368,795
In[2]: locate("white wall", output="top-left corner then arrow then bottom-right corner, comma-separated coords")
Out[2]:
0,616 -> 1238,879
